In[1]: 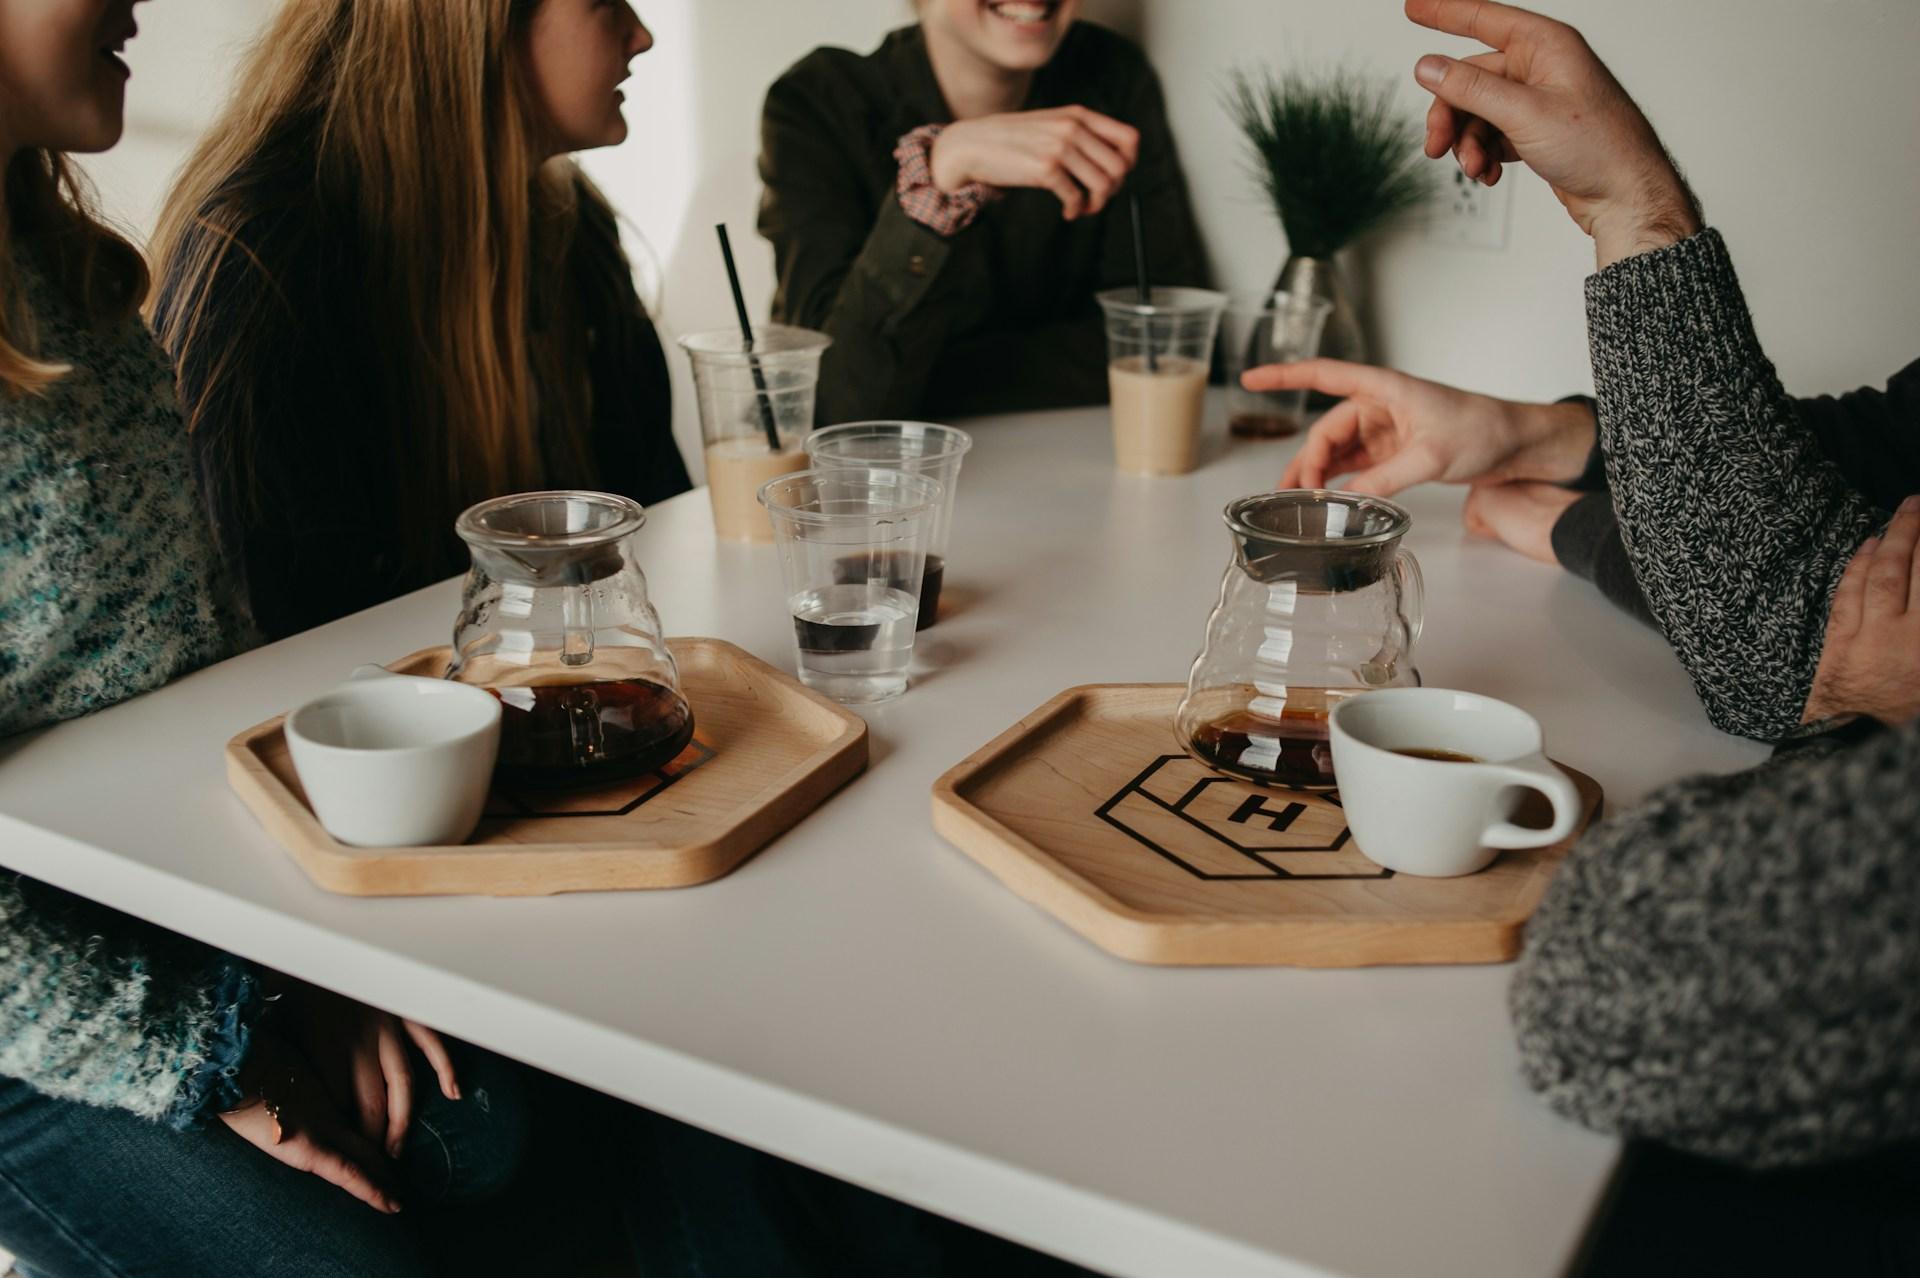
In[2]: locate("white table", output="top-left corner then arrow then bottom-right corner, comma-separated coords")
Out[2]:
0,396 -> 1768,1278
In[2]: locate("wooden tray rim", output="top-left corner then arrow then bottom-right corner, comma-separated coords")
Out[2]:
930,682 -> 1601,963
226,636 -> 867,876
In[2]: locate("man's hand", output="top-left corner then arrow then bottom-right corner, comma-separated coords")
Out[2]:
929,106 -> 1140,220
1255,358 -> 1595,495
1462,482 -> 1580,567
1804,498 -> 1920,728
1404,0 -> 1701,266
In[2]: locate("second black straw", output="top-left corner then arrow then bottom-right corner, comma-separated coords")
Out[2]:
1128,194 -> 1157,373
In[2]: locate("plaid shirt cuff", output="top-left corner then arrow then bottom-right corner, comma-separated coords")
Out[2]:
894,124 -> 998,238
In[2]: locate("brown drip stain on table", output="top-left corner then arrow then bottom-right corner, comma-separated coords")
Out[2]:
932,684 -> 1603,968
226,639 -> 867,897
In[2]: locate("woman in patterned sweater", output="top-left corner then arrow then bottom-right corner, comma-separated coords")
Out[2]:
0,4 -> 544,1275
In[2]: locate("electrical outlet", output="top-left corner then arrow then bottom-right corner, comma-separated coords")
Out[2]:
1424,166 -> 1512,250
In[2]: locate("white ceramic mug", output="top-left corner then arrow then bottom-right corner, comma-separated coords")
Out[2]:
1328,688 -> 1581,877
285,667 -> 501,847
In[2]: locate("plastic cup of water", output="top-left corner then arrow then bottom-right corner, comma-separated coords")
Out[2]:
758,468 -> 944,704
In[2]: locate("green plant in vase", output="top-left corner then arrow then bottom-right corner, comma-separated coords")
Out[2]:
1224,65 -> 1432,402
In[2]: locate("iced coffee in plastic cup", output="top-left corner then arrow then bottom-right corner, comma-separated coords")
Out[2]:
678,326 -> 830,541
1097,288 -> 1226,476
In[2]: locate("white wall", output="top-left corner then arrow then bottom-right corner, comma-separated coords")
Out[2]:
82,0 -> 1920,467
1143,0 -> 1920,402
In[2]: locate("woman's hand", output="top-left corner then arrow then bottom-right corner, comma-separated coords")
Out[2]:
1804,499 -> 1920,727
1404,0 -> 1700,266
930,106 -> 1140,220
218,1030 -> 404,1214
277,983 -> 460,1161
1462,482 -> 1580,566
1259,359 -> 1595,495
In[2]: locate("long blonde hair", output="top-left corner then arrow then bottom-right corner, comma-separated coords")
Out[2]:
0,151 -> 149,396
152,0 -> 601,572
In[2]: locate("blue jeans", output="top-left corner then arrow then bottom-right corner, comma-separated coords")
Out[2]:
1,1042 -> 1087,1277
0,1040 -> 529,1278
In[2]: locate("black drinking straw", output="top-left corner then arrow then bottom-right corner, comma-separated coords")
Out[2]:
715,223 -> 784,452
1128,194 -> 1158,372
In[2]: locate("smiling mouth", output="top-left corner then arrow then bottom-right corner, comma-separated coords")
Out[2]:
986,1 -> 1060,28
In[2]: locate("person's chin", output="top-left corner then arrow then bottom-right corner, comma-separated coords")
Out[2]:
980,30 -> 1066,71
65,113 -> 126,155
584,121 -> 628,152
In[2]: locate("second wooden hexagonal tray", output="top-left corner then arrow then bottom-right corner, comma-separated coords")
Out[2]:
931,684 -> 1601,967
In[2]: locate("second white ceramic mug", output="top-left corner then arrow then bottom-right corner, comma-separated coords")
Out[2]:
286,667 -> 501,847
1328,688 -> 1581,877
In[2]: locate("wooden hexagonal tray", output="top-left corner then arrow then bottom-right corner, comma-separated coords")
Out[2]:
227,639 -> 866,896
931,684 -> 1601,967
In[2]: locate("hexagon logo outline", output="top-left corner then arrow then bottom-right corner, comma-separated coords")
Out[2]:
1094,754 -> 1391,882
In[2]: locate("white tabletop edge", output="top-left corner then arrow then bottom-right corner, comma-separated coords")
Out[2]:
0,809 -> 1343,1278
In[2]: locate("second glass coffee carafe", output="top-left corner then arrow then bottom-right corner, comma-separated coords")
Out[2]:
448,491 -> 692,790
1176,490 -> 1423,790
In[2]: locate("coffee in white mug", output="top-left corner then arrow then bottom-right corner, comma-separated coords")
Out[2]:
1329,688 -> 1581,877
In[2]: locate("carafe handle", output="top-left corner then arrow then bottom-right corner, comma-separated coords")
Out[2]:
1395,549 -> 1425,646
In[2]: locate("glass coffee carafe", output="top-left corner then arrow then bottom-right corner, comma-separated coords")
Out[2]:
449,491 -> 692,790
1175,490 -> 1423,790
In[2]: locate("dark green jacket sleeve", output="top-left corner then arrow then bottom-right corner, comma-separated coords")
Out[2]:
758,66 -> 968,423
758,41 -> 1209,424
922,60 -> 1211,418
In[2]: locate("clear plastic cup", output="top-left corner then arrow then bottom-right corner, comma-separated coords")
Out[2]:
803,422 -> 972,630
1222,291 -> 1334,439
758,468 -> 943,704
1097,287 -> 1227,476
678,326 -> 831,542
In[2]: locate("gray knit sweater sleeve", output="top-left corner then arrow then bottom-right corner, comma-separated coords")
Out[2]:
1584,229 -> 1883,740
1510,722 -> 1920,1168
0,874 -> 262,1127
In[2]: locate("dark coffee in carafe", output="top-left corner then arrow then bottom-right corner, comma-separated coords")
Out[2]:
1188,706 -> 1337,790
491,679 -> 693,789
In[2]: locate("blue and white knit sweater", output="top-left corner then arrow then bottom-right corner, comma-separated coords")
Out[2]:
0,875 -> 260,1127
2,241 -> 261,1125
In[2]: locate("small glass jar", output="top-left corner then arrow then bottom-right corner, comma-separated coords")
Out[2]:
1176,490 -> 1424,790
449,491 -> 691,789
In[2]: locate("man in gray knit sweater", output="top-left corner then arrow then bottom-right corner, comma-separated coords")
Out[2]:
1401,0 -> 1919,1167
1247,5 -> 1920,1264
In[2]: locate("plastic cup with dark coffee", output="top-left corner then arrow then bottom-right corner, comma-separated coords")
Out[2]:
804,422 -> 971,629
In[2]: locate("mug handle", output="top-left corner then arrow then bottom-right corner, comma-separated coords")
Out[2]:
1480,753 -> 1583,849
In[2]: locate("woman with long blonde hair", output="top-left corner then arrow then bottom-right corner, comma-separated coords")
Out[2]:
153,0 -> 688,640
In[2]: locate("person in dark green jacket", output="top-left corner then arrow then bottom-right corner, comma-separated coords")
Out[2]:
758,0 -> 1209,423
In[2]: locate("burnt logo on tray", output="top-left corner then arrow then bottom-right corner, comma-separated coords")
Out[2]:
1094,753 -> 1391,881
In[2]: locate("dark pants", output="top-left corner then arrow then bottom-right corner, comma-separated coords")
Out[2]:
623,1107 -> 1092,1277
1580,1141 -> 1920,1277
0,1040 -> 532,1278
0,1048 -> 1085,1277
